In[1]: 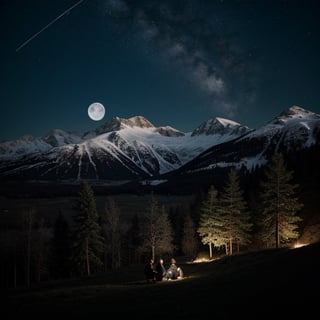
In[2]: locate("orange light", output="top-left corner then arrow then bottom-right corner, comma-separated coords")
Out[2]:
293,242 -> 308,249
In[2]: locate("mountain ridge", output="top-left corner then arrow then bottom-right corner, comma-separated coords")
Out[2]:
0,105 -> 319,182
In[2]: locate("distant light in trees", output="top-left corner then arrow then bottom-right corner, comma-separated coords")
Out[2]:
292,242 -> 309,249
192,257 -> 212,263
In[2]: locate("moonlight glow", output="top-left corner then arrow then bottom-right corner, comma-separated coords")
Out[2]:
88,102 -> 105,121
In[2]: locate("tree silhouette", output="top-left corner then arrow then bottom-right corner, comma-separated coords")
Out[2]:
70,181 -> 105,276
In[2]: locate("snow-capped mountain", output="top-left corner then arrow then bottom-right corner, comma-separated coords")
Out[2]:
191,117 -> 250,136
168,105 -> 320,176
0,115 -> 251,181
1,106 -> 318,183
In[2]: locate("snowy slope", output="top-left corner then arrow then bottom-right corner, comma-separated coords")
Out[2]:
234,105 -> 320,168
0,115 -> 250,180
2,106 -> 317,182
0,130 -> 83,161
176,105 -> 320,174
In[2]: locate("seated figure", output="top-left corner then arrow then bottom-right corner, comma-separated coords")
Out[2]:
165,258 -> 183,280
155,258 -> 166,281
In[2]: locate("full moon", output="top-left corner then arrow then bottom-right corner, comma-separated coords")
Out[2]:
88,102 -> 105,121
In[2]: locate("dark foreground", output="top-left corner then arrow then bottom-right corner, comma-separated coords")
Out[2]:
4,242 -> 320,317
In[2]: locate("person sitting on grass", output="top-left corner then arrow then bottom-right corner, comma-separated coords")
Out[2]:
155,258 -> 166,281
144,259 -> 156,283
164,258 -> 183,280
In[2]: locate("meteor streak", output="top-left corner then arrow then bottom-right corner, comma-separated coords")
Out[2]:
16,0 -> 83,52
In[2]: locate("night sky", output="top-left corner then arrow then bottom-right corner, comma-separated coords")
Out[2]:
1,0 -> 320,141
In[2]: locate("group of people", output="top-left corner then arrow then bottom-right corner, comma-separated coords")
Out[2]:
144,258 -> 183,283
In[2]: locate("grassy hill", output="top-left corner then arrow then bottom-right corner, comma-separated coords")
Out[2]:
5,242 -> 319,317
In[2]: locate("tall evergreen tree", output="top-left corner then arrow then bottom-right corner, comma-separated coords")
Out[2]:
70,181 -> 105,276
219,169 -> 252,255
197,185 -> 225,258
258,153 -> 303,248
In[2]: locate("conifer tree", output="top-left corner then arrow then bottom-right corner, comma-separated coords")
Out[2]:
70,181 -> 105,276
219,169 -> 252,255
197,185 -> 225,258
258,153 -> 303,248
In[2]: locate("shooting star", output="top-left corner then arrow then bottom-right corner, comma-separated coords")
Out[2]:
16,0 -> 84,52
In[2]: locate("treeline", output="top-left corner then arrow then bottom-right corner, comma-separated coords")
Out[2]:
0,153 -> 304,288
198,153 -> 302,257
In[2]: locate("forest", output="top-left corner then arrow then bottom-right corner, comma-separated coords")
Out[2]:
2,153 -> 318,289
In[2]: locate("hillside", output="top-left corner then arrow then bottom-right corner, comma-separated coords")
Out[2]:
5,242 -> 320,316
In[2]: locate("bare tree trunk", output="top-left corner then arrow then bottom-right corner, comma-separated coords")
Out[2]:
225,243 -> 228,255
229,239 -> 233,255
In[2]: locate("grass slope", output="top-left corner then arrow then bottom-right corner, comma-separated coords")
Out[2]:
5,242 -> 320,317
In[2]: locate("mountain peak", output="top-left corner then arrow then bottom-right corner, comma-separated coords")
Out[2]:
281,105 -> 315,117
127,116 -> 154,128
95,116 -> 154,135
19,134 -> 35,142
1,106 -> 319,181
154,126 -> 185,137
43,129 -> 83,147
272,105 -> 319,125
191,117 -> 251,136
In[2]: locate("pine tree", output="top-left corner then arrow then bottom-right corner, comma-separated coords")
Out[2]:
258,153 -> 303,248
219,169 -> 252,255
70,181 -> 106,276
197,185 -> 225,258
